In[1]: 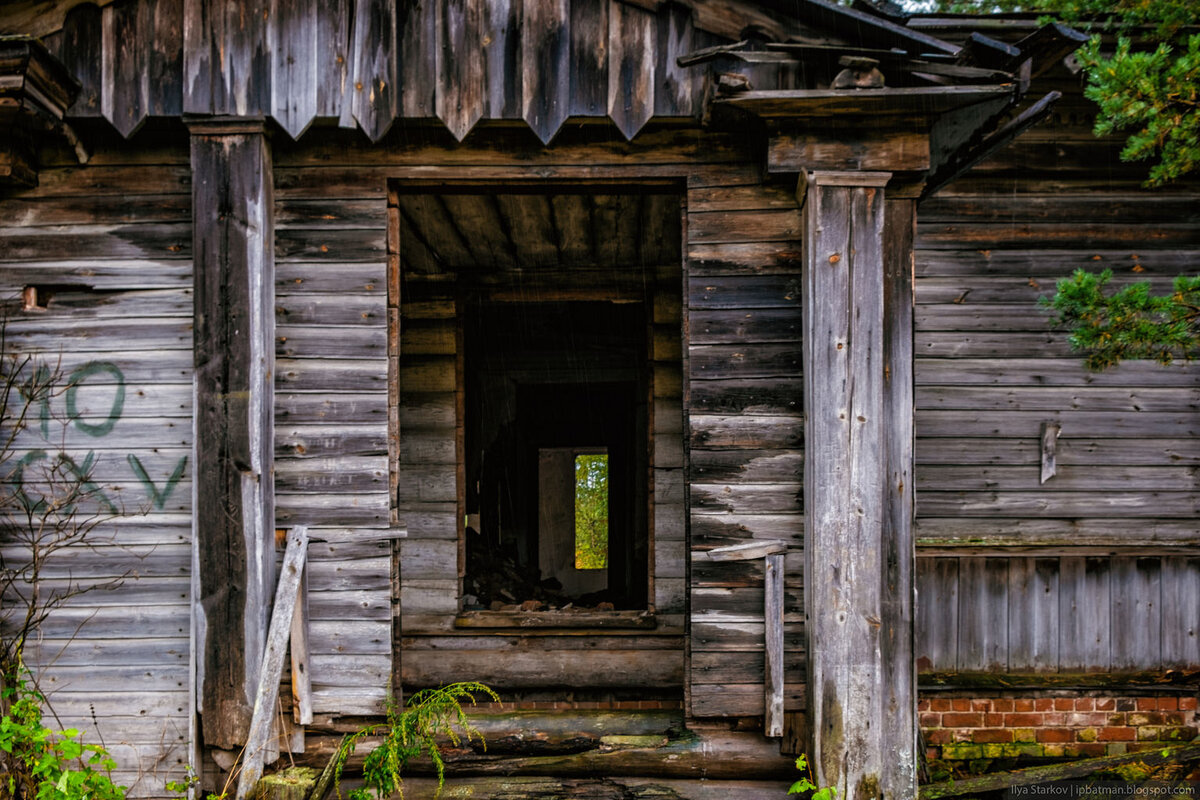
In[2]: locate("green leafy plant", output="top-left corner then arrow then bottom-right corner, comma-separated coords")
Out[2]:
789,754 -> 838,800
1042,269 -> 1200,369
333,682 -> 498,800
0,667 -> 126,800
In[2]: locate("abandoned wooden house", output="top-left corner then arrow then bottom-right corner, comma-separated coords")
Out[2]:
0,0 -> 1197,797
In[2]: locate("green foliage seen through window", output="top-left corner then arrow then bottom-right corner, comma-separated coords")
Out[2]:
574,454 -> 608,570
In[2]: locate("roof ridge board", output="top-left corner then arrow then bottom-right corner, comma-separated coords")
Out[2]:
754,0 -> 959,56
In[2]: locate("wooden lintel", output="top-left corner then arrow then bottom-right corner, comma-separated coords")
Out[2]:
719,85 -> 1014,122
769,130 -> 930,174
185,115 -> 269,136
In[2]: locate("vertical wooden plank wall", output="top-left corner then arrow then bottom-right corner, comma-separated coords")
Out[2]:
0,135 -> 194,794
45,0 -> 710,146
273,139 -> 393,715
913,103 -> 1200,674
686,172 -> 807,717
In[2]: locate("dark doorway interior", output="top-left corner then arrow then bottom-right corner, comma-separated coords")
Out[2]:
464,300 -> 649,610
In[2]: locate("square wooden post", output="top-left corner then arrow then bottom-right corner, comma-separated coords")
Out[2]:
801,171 -> 916,800
189,117 -> 276,751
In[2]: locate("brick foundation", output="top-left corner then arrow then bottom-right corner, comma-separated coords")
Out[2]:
920,693 -> 1199,765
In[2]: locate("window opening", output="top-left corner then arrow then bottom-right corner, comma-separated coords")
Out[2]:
574,452 -> 608,570
463,300 -> 648,612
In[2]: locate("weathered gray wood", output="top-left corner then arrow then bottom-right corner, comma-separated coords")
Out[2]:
915,557 -> 958,672
916,464 -> 1198,492
183,0 -> 269,115
706,540 -> 788,562
957,557 -> 1007,671
764,551 -> 784,738
290,561 -> 313,725
880,194 -> 917,800
190,118 -> 276,750
522,0 -> 570,143
350,0 -> 398,141
1006,558 -> 1059,671
1110,555 -> 1161,671
271,0 -> 319,139
1160,556 -> 1200,668
918,491 -> 1200,518
915,518 -> 1200,551
436,0 -> 484,141
607,0 -> 654,140
917,410 -> 1200,439
802,170 -> 915,800
237,526 -> 309,800
1057,556 -> 1109,672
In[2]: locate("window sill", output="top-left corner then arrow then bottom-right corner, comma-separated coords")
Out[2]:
453,609 -> 656,630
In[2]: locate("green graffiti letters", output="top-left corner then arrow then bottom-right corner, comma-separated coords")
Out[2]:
11,449 -> 49,514
127,454 -> 188,511
66,361 -> 126,437
9,359 -> 187,513
60,451 -> 118,516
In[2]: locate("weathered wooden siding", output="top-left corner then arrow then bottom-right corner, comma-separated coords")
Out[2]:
913,89 -> 1200,673
0,134 -> 193,795
35,0 -> 717,143
917,555 -> 1200,672
273,137 -> 394,717
686,178 -> 806,718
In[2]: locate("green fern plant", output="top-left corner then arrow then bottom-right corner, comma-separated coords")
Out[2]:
333,682 -> 498,800
789,754 -> 838,800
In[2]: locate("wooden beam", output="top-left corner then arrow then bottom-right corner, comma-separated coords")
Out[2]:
801,170 -> 916,800
764,551 -> 784,738
237,527 -> 310,800
290,561 -> 313,725
921,742 -> 1200,800
190,116 -> 276,751
881,193 -> 917,799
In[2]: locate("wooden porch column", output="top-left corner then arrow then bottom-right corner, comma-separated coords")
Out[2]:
801,171 -> 916,800
189,117 -> 276,751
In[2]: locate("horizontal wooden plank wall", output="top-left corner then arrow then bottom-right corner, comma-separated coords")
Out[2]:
250,125 -> 758,696
913,82 -> 1200,674
39,0 -> 715,143
274,142 -> 393,718
0,136 -> 193,795
686,179 -> 806,718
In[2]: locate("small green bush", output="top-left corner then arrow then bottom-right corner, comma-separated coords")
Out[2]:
0,669 -> 126,800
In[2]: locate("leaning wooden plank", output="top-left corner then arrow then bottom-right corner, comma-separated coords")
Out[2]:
236,526 -> 309,800
291,561 -> 313,725
920,742 -> 1200,800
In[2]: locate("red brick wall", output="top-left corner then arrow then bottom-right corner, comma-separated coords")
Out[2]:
921,694 -> 1199,765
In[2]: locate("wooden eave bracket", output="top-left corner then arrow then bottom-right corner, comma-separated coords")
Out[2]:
0,35 -> 83,186
921,89 -> 1061,200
